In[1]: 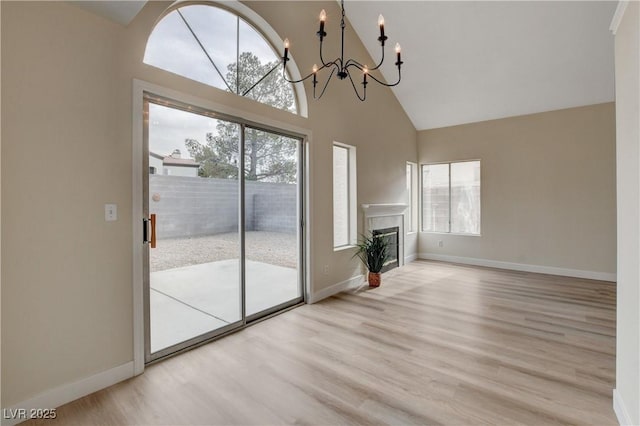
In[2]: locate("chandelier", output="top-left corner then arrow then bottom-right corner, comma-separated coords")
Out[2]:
281,0 -> 403,101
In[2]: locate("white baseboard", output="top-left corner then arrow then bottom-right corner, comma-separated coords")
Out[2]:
418,253 -> 616,282
613,389 -> 636,426
308,274 -> 365,304
404,253 -> 418,263
1,361 -> 134,426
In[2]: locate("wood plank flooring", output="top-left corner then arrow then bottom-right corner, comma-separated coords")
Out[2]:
25,260 -> 617,425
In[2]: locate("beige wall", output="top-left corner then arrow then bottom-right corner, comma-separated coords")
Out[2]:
614,2 -> 640,424
1,1 -> 417,407
1,1 -> 133,408
0,0 -> 3,409
417,103 -> 616,277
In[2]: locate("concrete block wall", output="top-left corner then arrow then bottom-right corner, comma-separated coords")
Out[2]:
149,175 -> 296,238
247,181 -> 297,233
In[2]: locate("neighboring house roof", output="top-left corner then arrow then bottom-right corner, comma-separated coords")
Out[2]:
149,151 -> 200,168
163,157 -> 200,168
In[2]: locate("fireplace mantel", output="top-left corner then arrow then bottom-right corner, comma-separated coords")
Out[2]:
361,203 -> 408,217
362,203 -> 408,270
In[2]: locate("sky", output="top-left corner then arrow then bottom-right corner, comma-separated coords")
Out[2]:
144,5 -> 279,95
148,103 -> 230,159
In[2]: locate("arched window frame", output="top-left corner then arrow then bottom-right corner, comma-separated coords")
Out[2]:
146,0 -> 308,118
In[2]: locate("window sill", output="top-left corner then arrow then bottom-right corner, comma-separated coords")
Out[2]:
334,244 -> 357,252
420,231 -> 482,237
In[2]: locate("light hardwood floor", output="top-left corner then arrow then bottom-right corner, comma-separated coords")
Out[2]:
26,260 -> 617,425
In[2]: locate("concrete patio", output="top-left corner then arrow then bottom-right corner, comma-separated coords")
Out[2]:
150,259 -> 300,353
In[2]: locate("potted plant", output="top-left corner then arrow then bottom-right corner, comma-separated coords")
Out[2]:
354,232 -> 389,288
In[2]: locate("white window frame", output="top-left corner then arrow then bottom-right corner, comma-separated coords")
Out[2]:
421,160 -> 481,236
406,162 -> 418,233
333,142 -> 357,250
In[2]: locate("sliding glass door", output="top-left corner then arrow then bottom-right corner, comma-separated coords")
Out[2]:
143,95 -> 304,362
244,127 -> 302,318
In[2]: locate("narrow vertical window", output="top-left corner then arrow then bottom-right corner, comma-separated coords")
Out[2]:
406,162 -> 418,233
422,160 -> 480,235
333,143 -> 357,248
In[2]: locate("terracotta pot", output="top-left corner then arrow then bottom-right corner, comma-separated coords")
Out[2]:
368,272 -> 381,288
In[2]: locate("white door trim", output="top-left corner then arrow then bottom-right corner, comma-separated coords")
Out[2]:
132,81 -> 145,375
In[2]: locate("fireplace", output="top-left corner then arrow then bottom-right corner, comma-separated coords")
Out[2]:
362,203 -> 407,271
373,226 -> 400,273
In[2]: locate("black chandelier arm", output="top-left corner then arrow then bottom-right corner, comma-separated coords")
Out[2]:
282,66 -> 312,84
318,37 -> 335,69
344,62 -> 378,75
370,43 -> 386,71
344,58 -> 364,70
314,67 -> 337,100
281,59 -> 337,99
367,70 -> 402,87
282,60 -> 338,84
344,44 -> 386,72
346,70 -> 367,102
348,64 -> 402,88
281,60 -> 318,84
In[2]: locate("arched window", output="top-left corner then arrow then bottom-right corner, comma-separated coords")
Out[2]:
144,3 -> 299,114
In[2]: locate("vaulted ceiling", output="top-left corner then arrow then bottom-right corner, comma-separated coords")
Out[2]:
347,1 -> 616,130
72,1 -> 617,131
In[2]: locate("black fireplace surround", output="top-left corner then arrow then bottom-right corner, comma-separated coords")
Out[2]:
372,226 -> 400,273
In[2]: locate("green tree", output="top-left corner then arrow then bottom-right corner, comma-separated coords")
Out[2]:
186,52 -> 298,183
230,51 -> 296,113
184,137 -> 237,179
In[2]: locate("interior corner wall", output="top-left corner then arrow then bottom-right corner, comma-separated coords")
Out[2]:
1,0 -> 418,409
417,103 -> 617,278
614,1 -> 640,424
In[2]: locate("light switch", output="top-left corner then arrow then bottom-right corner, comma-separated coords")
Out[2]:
105,204 -> 118,222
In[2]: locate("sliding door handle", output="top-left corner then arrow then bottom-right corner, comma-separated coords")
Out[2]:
143,218 -> 149,244
143,214 -> 157,249
150,214 -> 156,249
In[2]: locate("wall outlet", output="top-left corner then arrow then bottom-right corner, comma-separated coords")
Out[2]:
438,240 -> 444,248
323,264 -> 330,275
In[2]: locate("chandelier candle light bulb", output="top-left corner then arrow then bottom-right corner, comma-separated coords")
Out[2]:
281,0 -> 404,101
283,38 -> 289,61
318,10 -> 327,39
312,64 -> 318,87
